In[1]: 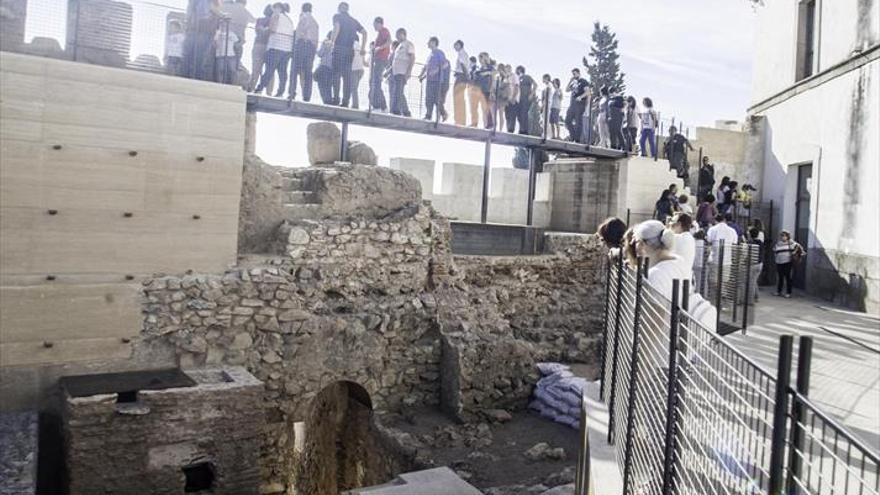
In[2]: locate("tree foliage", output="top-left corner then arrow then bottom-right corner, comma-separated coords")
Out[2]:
582,21 -> 625,93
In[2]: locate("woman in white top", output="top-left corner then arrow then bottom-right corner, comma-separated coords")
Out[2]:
634,220 -> 717,331
255,2 -> 294,97
350,36 -> 367,109
668,213 -> 696,274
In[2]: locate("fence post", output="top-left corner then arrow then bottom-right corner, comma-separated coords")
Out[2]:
661,280 -> 682,495
715,240 -> 725,332
768,335 -> 794,495
622,257 -> 646,493
743,244 -> 754,332
575,393 -> 592,495
585,93 -> 594,147
541,87 -> 550,143
786,336 -> 813,492
526,149 -> 536,226
599,258 -> 613,399
606,254 -> 626,441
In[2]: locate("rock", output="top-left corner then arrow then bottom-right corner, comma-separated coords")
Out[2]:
543,466 -> 575,487
546,448 -> 566,461
306,122 -> 341,165
347,141 -> 377,166
259,482 -> 285,494
524,442 -> 550,461
229,332 -> 253,350
261,351 -> 282,364
483,409 -> 513,423
288,227 -> 310,245
278,309 -> 310,322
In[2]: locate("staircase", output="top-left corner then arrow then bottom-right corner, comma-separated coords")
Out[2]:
278,168 -> 323,218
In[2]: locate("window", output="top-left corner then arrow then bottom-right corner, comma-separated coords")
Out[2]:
796,0 -> 818,80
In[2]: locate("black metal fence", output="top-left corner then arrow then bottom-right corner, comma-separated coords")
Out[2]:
598,256 -> 880,495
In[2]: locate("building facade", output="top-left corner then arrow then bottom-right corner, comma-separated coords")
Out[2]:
749,0 -> 880,312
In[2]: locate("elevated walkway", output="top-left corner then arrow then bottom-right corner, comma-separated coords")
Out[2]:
248,95 -> 627,160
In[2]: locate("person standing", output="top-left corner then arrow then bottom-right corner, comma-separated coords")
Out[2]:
515,66 -> 535,135
219,0 -> 254,72
747,219 -> 765,302
389,28 -> 415,117
213,25 -> 239,84
165,20 -> 186,76
664,126 -> 694,180
596,86 -> 610,147
473,53 -> 496,129
451,40 -> 470,126
420,36 -> 449,121
288,2 -> 318,101
369,17 -> 391,111
698,156 -> 716,202
706,213 -> 740,298
314,31 -> 334,104
183,0 -> 225,81
607,88 -> 626,150
696,193 -> 718,229
639,97 -> 658,158
254,2 -> 294,97
716,176 -> 731,214
654,189 -> 675,222
623,96 -> 638,153
772,230 -> 803,298
564,68 -> 589,142
550,78 -> 562,139
669,212 -> 697,274
329,2 -> 367,107
350,35 -> 367,108
248,4 -> 273,92
498,65 -> 517,132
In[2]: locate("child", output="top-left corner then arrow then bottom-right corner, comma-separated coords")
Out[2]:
214,27 -> 239,85
550,78 -> 562,139
164,20 -> 185,77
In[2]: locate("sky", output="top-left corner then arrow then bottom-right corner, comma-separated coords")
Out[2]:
24,0 -> 758,172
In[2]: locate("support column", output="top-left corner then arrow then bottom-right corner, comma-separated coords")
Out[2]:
480,137 -> 492,224
526,149 -> 538,226
340,121 -> 349,162
244,111 -> 257,155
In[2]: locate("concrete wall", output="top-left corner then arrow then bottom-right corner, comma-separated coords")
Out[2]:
389,158 -> 552,227
749,2 -> 880,312
617,156 -> 687,222
751,0 -> 880,103
0,52 -> 245,395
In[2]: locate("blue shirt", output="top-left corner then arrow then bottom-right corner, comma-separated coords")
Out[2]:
426,48 -> 447,77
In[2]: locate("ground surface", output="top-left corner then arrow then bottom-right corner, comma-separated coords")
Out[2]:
725,287 -> 880,451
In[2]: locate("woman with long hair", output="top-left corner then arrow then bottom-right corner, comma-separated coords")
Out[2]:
624,96 -> 638,153
772,230 -> 803,298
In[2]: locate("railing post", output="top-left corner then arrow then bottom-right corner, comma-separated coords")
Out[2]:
661,280 -> 682,495
622,257 -> 646,494
599,257 -> 613,399
606,253 -> 625,440
625,208 -> 631,227
340,121 -> 349,162
786,336 -> 813,492
480,136 -> 492,224
541,87 -> 550,143
222,19 -> 230,84
768,335 -> 794,495
575,393 -> 592,495
743,243 -> 754,332
715,240 -> 725,332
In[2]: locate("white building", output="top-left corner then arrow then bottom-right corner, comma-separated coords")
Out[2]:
749,0 -> 880,313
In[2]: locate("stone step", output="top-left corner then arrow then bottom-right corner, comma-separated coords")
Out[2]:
282,204 -> 324,219
282,191 -> 317,205
280,177 -> 305,191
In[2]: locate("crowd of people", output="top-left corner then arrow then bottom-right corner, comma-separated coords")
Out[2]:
171,0 -> 679,150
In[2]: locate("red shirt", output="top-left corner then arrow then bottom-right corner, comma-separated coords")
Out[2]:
374,27 -> 391,61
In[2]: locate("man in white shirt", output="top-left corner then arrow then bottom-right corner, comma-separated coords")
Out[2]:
389,28 -> 415,117
220,0 -> 254,68
452,40 -> 469,126
706,213 -> 739,301
290,2 -> 319,101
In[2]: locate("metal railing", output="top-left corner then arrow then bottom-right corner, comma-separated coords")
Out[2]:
694,240 -> 761,334
598,256 -> 880,495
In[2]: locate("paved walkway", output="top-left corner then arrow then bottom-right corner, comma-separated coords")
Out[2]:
725,288 -> 880,453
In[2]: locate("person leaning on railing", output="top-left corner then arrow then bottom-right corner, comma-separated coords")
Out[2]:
369,17 -> 392,112
289,2 -> 319,101
388,29 -> 415,117
248,5 -> 273,92
419,36 -> 449,121
451,40 -> 470,126
329,1 -> 367,107
183,0 -> 227,81
254,2 -> 293,97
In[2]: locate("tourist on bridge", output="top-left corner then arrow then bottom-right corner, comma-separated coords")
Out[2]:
219,0 -> 254,71
515,66 -> 536,135
623,96 -> 638,153
248,5 -> 273,92
329,2 -> 367,107
369,17 -> 391,111
772,230 -> 803,299
638,97 -> 659,158
389,29 -> 415,117
549,78 -> 562,139
498,65 -> 518,132
607,88 -> 626,150
164,20 -> 185,77
452,40 -> 470,126
698,156 -> 716,201
183,0 -> 226,81
213,25 -> 239,84
314,32 -> 334,104
472,53 -> 496,129
254,2 -> 294,97
564,68 -> 589,142
420,36 -> 449,121
664,125 -> 694,180
596,86 -> 610,147
350,35 -> 367,108
289,2 -> 318,101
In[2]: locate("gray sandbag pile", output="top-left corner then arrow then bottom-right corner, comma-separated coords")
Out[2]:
528,363 -> 585,430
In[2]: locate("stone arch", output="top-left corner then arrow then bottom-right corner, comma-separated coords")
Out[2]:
294,380 -> 393,495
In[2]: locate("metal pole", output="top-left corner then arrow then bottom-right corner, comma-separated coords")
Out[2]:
606,254 -> 625,440
585,92 -> 593,147
366,49 -> 375,118
622,258 -> 646,493
661,280 -> 682,495
599,258 -> 612,399
480,136 -> 492,224
542,87 -> 550,143
626,208 -> 631,227
340,121 -> 349,162
575,393 -> 592,495
696,147 -> 703,201
655,119 -> 662,162
526,149 -> 537,226
222,19 -> 230,84
768,335 -> 794,495
786,336 -> 813,492
715,240 -> 725,333
743,243 -> 754,332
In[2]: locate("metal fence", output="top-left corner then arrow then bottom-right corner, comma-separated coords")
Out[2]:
694,240 -> 761,335
598,256 -> 880,495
